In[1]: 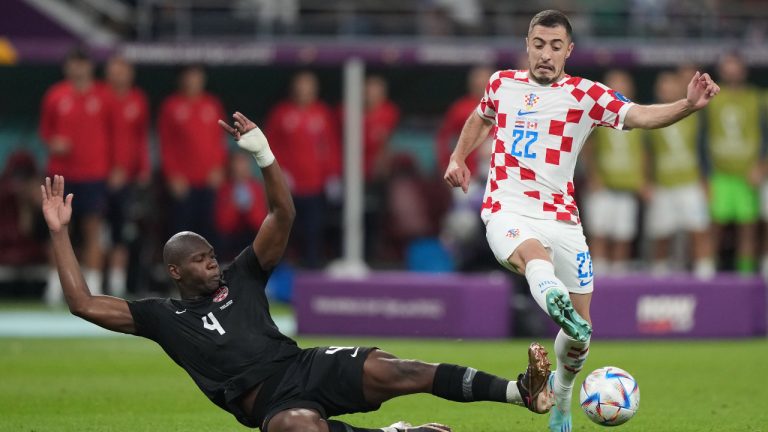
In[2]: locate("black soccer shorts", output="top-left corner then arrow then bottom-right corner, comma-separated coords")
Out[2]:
253,346 -> 380,431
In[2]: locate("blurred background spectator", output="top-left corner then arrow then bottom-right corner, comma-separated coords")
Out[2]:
266,71 -> 340,268
645,70 -> 714,279
4,0 -> 768,302
360,75 -> 400,261
158,65 -> 227,246
706,53 -> 762,274
104,55 -> 150,298
39,47 -> 110,304
215,152 -> 268,261
0,151 -> 47,286
582,70 -> 646,275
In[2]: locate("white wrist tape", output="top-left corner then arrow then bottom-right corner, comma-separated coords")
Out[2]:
238,127 -> 275,168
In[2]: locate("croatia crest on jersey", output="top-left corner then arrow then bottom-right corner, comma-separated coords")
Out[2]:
523,93 -> 540,110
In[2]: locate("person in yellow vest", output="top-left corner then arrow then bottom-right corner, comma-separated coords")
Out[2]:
582,69 -> 648,275
645,71 -> 714,279
706,53 -> 762,274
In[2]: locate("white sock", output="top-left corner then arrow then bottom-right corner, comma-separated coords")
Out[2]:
109,267 -> 127,297
44,268 -> 63,306
83,268 -> 103,295
506,381 -> 524,406
525,259 -> 570,316
553,329 -> 590,413
693,258 -> 715,280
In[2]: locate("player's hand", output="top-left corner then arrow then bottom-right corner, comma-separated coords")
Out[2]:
40,175 -> 73,233
218,111 -> 257,141
686,71 -> 720,111
444,157 -> 472,193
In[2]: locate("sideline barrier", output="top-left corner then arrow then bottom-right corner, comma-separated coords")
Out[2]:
582,274 -> 767,339
295,272 -> 767,339
294,272 -> 511,338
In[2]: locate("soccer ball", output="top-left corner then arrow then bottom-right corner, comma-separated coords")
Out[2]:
579,366 -> 640,426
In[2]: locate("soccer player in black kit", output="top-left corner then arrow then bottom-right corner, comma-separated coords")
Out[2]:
42,112 -> 553,431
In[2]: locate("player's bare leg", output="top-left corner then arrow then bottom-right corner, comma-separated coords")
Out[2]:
362,345 -> 552,413
509,239 -> 592,342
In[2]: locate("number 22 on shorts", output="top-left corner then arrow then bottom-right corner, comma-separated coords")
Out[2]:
576,251 -> 594,287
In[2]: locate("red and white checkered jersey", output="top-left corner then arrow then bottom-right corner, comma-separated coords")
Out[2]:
477,70 -> 634,225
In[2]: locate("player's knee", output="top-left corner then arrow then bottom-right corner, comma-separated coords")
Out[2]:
266,409 -> 324,432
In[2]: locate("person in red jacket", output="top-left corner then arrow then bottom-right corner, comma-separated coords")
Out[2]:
265,71 -> 340,268
104,55 -> 150,298
361,75 -> 400,259
435,66 -> 493,173
158,64 -> 228,244
363,75 -> 400,182
39,47 -> 110,304
215,151 -> 268,261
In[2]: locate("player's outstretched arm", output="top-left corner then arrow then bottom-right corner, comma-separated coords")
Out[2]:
625,71 -> 720,130
444,111 -> 493,193
219,112 -> 295,270
41,175 -> 136,334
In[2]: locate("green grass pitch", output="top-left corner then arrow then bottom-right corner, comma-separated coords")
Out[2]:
1,337 -> 766,431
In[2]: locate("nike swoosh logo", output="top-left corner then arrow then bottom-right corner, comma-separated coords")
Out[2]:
350,347 -> 360,358
175,309 -> 187,314
579,279 -> 593,287
517,109 -> 538,116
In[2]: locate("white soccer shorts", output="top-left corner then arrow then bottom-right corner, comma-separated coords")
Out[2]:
583,189 -> 638,241
645,183 -> 709,239
484,212 -> 594,294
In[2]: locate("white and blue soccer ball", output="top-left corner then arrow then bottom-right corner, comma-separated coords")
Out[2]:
579,366 -> 640,426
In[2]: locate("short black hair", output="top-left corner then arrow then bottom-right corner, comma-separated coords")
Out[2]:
528,10 -> 573,39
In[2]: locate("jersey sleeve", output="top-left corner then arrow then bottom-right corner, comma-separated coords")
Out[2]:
230,245 -> 272,289
475,71 -> 502,123
582,80 -> 635,130
127,298 -> 164,340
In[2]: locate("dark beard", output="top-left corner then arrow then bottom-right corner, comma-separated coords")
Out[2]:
529,70 -> 556,85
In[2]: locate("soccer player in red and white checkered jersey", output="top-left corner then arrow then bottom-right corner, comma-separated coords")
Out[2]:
444,10 -> 720,432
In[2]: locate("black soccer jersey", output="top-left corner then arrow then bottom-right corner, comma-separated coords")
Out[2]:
128,246 -> 301,425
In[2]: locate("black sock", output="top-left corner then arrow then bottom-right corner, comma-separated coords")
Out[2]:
431,363 -> 510,403
326,419 -> 382,432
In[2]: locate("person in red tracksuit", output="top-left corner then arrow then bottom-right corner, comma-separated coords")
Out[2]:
104,55 -> 150,298
39,47 -> 110,304
215,151 -> 268,261
265,71 -> 340,268
158,65 -> 228,245
362,75 -> 400,183
435,66 -> 494,173
361,75 -> 400,259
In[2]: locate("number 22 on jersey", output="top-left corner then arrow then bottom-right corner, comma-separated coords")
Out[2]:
511,118 -> 538,159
